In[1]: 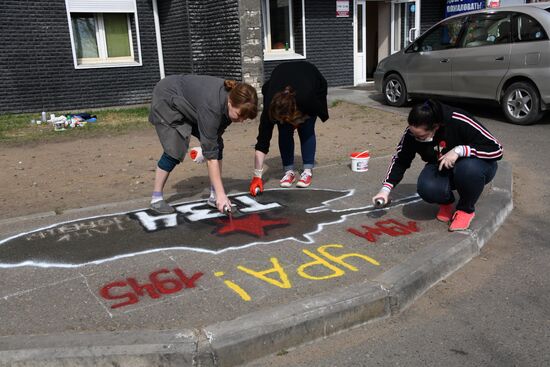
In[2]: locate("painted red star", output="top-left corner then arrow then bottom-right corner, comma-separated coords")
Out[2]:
215,213 -> 289,237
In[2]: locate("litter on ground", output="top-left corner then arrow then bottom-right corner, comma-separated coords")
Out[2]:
32,113 -> 98,131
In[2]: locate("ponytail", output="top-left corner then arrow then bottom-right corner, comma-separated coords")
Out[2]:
224,79 -> 238,91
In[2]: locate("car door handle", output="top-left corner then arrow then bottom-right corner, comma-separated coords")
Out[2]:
440,58 -> 450,63
495,56 -> 505,61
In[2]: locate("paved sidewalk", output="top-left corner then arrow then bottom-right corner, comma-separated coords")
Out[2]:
0,88 -> 513,367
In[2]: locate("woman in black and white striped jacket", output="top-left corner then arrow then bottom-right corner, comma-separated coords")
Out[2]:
372,99 -> 503,231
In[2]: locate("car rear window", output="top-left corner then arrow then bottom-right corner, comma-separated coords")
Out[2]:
514,14 -> 548,42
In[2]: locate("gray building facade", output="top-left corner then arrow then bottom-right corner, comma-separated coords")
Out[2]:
0,0 -> 447,114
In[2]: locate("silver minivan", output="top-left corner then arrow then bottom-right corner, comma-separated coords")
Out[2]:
374,3 -> 550,125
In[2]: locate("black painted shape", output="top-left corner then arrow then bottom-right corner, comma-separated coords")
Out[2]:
0,189 -> 374,267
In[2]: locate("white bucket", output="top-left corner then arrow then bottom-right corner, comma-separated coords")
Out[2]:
350,150 -> 370,172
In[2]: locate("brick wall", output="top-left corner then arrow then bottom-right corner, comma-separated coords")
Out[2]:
158,0 -> 192,76
263,0 -> 354,87
0,0 -> 162,114
421,0 -> 446,33
188,0 -> 242,80
239,0 -> 263,91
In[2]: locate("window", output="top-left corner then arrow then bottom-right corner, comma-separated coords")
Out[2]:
66,0 -> 142,68
409,17 -> 464,52
513,14 -> 548,42
461,13 -> 511,48
262,0 -> 306,60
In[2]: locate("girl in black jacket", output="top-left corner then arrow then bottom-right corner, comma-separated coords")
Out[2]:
249,61 -> 329,194
373,99 -> 503,231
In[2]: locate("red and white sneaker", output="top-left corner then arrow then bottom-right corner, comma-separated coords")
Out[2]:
296,171 -> 312,188
280,170 -> 296,188
449,210 -> 475,231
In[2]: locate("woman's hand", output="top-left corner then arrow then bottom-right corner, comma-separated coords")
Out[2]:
438,150 -> 459,171
372,190 -> 390,208
250,150 -> 266,197
216,193 -> 233,214
249,176 -> 264,196
206,159 -> 231,213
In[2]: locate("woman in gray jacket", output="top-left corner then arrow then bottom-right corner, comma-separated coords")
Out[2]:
148,74 -> 258,214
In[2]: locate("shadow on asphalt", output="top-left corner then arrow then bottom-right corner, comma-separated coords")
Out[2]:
403,200 -> 439,221
167,156 -> 310,202
368,92 -> 550,126
167,176 -> 249,201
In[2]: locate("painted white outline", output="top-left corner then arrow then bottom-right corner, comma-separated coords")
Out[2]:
0,189 -> 420,269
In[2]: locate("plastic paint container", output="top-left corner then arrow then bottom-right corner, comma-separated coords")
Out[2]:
350,150 -> 370,172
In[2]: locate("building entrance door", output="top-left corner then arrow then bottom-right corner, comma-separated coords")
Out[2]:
354,0 -> 366,85
391,0 -> 420,54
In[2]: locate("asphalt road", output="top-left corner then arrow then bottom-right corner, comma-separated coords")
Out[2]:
246,101 -> 550,367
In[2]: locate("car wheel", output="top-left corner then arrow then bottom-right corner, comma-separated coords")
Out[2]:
501,82 -> 542,125
383,74 -> 408,107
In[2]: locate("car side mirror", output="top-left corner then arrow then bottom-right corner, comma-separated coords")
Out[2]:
406,42 -> 420,53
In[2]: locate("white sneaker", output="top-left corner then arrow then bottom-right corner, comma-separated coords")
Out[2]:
279,170 -> 296,188
207,196 -> 217,208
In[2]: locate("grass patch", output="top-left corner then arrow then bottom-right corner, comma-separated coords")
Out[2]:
330,99 -> 343,108
0,106 -> 151,145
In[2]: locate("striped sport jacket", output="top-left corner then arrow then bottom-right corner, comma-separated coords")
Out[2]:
382,103 -> 503,192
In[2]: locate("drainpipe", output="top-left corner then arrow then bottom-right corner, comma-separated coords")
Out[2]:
152,0 -> 165,79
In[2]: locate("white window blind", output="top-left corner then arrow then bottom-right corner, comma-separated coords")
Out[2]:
66,0 -> 136,13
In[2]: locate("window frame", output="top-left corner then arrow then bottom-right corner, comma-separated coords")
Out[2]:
262,0 -> 307,61
65,0 -> 142,69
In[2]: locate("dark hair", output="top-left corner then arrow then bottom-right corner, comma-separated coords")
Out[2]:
407,99 -> 443,130
224,80 -> 259,120
269,86 -> 303,124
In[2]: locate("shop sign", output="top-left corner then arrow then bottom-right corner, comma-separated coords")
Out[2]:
337,0 -> 349,17
445,0 -> 485,17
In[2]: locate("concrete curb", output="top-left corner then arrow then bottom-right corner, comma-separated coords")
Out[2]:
0,330 -> 197,367
0,162 -> 513,367
201,281 -> 389,367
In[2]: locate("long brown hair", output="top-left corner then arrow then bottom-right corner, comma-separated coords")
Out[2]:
269,86 -> 302,124
224,80 -> 258,120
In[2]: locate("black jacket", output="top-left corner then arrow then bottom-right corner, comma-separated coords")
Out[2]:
255,61 -> 328,154
382,103 -> 503,191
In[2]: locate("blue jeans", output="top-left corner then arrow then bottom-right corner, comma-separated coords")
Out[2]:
416,158 -> 498,213
277,116 -> 317,172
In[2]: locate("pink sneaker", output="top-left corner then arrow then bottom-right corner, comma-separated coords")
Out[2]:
296,171 -> 312,188
436,203 -> 455,223
449,210 -> 475,231
280,170 -> 296,188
